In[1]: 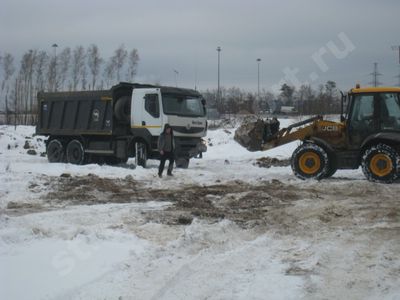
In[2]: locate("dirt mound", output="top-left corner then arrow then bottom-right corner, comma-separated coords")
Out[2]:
12,174 -> 400,233
45,174 -> 143,205
255,157 -> 291,168
234,118 -> 280,151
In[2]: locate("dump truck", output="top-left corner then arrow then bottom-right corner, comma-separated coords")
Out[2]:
235,86 -> 400,183
36,82 -> 207,168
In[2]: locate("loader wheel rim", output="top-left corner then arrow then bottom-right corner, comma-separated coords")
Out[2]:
299,152 -> 321,175
370,154 -> 392,177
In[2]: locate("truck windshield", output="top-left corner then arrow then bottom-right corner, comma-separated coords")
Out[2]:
162,95 -> 206,117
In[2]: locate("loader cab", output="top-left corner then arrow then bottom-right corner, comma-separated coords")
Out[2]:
346,87 -> 400,148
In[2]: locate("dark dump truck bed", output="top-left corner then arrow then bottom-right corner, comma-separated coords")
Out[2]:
37,90 -> 115,136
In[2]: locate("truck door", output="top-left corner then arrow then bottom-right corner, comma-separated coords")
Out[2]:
131,88 -> 163,136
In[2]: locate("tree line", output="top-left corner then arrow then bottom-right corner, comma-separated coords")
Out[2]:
0,44 -> 139,125
202,80 -> 341,116
1,43 -> 341,125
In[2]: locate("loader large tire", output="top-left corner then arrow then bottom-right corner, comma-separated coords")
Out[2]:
361,144 -> 400,183
291,143 -> 329,180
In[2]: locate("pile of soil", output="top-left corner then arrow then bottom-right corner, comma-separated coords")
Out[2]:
254,157 -> 291,168
234,118 -> 280,151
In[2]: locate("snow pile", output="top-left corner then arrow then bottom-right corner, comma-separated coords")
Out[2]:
1,119 -> 399,300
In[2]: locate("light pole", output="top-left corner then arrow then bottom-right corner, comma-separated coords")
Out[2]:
52,43 -> 58,91
392,45 -> 400,86
174,69 -> 179,87
256,58 -> 261,99
217,46 -> 221,109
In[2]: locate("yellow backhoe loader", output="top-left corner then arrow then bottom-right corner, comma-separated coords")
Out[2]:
236,86 -> 400,183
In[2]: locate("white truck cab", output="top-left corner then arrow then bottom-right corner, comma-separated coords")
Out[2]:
129,84 -> 207,168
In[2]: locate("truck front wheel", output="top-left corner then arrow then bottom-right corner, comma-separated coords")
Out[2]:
47,139 -> 64,163
66,140 -> 85,165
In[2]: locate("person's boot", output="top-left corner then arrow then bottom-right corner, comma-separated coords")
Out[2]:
158,172 -> 162,178
167,170 -> 173,176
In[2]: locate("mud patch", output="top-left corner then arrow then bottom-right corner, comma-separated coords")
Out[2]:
44,174 -> 145,205
254,156 -> 291,168
13,174 -> 400,232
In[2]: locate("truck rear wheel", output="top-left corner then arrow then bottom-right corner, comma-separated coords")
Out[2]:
291,143 -> 329,180
47,139 -> 64,163
361,144 -> 399,183
66,140 -> 85,165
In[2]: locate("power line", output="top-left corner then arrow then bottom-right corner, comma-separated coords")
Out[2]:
369,62 -> 382,87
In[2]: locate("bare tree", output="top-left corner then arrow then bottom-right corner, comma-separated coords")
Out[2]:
71,46 -> 85,91
112,44 -> 127,82
34,51 -> 48,93
126,48 -> 139,82
57,47 -> 71,91
1,53 -> 15,123
81,62 -> 87,90
1,53 -> 15,92
103,58 -> 116,88
18,50 -> 38,123
47,55 -> 56,92
280,83 -> 295,106
87,44 -> 103,90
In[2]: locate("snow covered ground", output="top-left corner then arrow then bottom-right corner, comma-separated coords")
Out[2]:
1,119 -> 400,300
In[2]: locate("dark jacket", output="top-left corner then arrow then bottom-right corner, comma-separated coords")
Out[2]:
158,132 -> 175,152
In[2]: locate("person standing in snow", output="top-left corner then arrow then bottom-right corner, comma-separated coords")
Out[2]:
157,124 -> 175,177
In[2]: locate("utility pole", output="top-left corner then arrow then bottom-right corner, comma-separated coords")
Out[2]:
391,45 -> 400,86
52,43 -> 58,91
256,58 -> 261,99
217,46 -> 221,111
173,69 -> 179,87
369,62 -> 382,87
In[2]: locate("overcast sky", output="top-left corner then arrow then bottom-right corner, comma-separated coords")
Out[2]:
1,0 -> 399,92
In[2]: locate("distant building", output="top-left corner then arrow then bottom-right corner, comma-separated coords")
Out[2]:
267,100 -> 297,115
280,106 -> 297,114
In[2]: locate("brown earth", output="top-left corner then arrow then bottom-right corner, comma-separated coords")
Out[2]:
7,174 -> 398,237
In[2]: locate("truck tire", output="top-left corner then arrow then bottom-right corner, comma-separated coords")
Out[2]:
66,139 -> 85,165
47,139 -> 64,163
291,143 -> 329,180
361,144 -> 400,183
114,96 -> 131,124
135,142 -> 147,168
175,158 -> 190,169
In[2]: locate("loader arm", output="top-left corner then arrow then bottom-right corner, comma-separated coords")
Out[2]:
261,116 -> 322,150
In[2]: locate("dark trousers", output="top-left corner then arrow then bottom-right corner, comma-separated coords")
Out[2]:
158,151 -> 174,175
